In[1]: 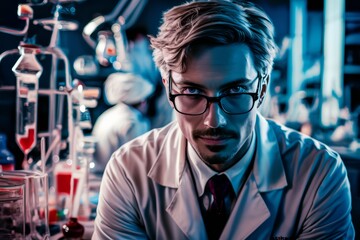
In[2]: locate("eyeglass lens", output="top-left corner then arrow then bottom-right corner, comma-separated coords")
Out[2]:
173,94 -> 254,115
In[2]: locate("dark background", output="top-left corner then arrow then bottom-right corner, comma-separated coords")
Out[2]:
0,0 -> 292,167
0,0 -> 359,164
1,0 -> 360,236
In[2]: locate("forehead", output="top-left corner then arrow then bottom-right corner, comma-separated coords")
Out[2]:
171,43 -> 257,87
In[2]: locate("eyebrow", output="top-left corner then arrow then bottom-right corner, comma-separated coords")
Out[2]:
173,80 -> 204,89
220,78 -> 257,90
174,77 -> 256,90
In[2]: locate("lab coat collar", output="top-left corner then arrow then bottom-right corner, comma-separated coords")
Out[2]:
147,122 -> 207,239
165,163 -> 208,239
147,121 -> 187,188
253,113 -> 288,192
148,114 -> 288,239
148,114 -> 288,192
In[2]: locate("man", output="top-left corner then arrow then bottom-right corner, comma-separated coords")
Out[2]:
93,1 -> 354,239
92,72 -> 154,171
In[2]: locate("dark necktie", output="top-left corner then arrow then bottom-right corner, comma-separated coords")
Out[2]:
203,174 -> 235,240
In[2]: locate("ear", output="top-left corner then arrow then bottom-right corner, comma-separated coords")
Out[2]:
257,75 -> 269,108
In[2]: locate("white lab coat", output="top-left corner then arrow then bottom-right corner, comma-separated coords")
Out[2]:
93,113 -> 354,239
92,102 -> 151,170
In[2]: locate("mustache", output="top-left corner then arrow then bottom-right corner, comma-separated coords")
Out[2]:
193,128 -> 238,138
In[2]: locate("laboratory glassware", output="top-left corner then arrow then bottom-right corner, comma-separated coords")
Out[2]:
62,217 -> 84,239
0,178 -> 26,239
0,134 -> 15,171
95,30 -> 117,67
12,44 -> 43,169
0,170 -> 50,239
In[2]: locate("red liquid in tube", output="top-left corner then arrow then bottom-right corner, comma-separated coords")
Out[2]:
18,128 -> 35,154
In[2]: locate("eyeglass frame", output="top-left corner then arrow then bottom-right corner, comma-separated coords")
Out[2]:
168,71 -> 264,116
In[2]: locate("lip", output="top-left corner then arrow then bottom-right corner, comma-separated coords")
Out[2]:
198,136 -> 232,145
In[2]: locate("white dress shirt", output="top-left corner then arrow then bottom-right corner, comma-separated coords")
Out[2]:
187,130 -> 256,199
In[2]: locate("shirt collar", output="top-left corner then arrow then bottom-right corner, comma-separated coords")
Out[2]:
187,130 -> 256,197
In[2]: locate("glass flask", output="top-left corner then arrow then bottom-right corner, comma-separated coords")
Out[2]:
95,30 -> 116,67
62,217 -> 84,239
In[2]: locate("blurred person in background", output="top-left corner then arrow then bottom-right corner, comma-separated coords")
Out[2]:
93,1 -> 354,239
92,72 -> 155,171
127,29 -> 175,129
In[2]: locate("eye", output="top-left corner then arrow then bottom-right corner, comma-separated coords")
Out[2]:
182,87 -> 202,95
223,85 -> 247,94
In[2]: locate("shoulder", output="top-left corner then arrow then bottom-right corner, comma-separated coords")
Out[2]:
265,118 -> 346,185
267,118 -> 340,160
93,105 -> 125,129
106,121 -> 179,174
257,116 -> 353,238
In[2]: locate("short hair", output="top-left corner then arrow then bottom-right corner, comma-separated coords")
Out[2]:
149,0 -> 278,78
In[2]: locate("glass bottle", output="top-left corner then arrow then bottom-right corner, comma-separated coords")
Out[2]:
0,133 -> 15,171
95,30 -> 116,67
62,217 -> 84,239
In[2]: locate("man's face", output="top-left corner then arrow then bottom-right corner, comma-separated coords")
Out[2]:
165,43 -> 264,172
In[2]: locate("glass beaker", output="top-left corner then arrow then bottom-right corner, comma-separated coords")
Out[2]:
0,178 -> 26,239
1,170 -> 50,239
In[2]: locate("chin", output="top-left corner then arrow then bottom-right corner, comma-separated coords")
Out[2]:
201,152 -> 234,166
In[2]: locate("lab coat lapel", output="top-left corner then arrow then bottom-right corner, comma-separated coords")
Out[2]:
166,165 -> 207,240
222,114 -> 288,239
147,122 -> 186,188
221,174 -> 270,240
148,123 -> 207,239
253,114 -> 288,192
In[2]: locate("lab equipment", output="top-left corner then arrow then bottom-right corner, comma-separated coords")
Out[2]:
0,170 -> 50,239
12,44 -> 42,169
25,0 -> 47,5
0,178 -> 25,239
12,44 -> 43,169
81,0 -> 147,71
62,217 -> 84,239
82,0 -> 147,48
0,134 -> 15,171
95,30 -> 117,67
0,4 -> 33,36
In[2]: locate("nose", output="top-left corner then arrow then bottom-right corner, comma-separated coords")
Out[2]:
203,102 -> 227,128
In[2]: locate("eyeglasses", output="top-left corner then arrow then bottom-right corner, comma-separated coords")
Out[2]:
168,71 -> 262,115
